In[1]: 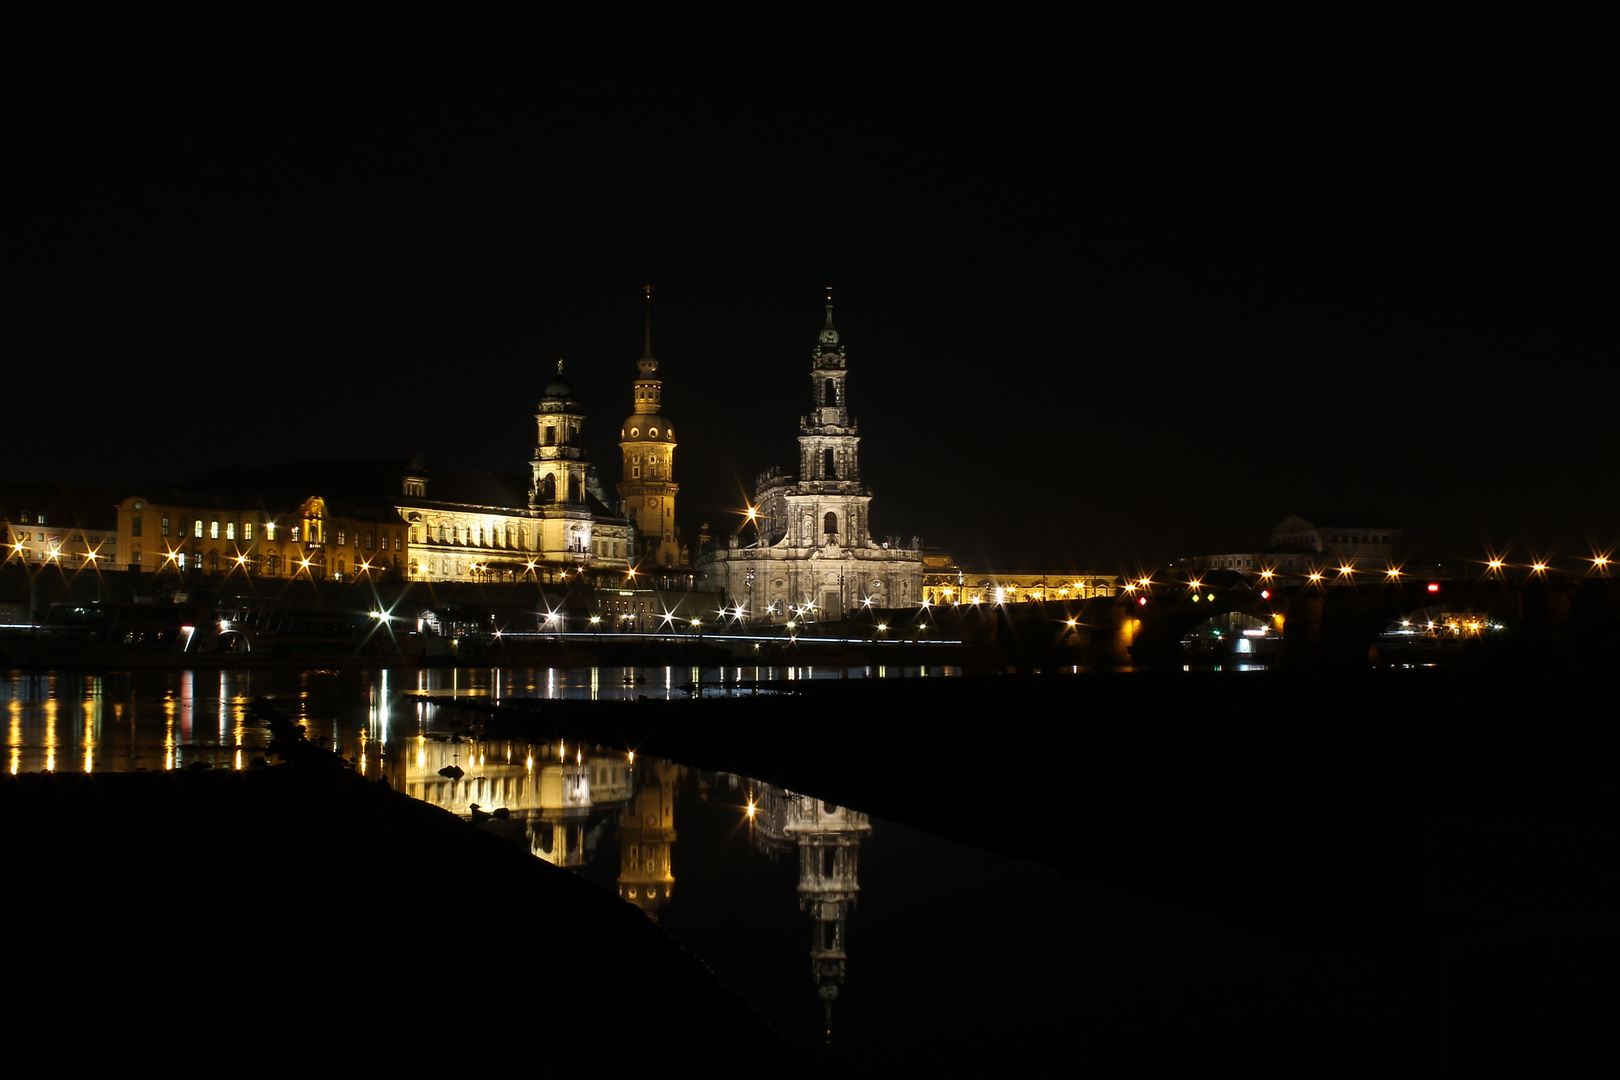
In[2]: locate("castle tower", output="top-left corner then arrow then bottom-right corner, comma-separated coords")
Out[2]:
617,291 -> 681,566
529,361 -> 594,560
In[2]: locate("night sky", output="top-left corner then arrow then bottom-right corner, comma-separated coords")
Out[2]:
13,17 -> 1612,574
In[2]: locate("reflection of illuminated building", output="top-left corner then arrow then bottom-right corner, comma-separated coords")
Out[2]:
397,737 -> 631,869
748,780 -> 871,1038
616,758 -> 682,917
534,760 -> 592,867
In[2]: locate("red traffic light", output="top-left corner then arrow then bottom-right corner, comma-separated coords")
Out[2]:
1426,582 -> 1441,593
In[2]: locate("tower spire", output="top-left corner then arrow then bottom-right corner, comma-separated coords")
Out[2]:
642,283 -> 655,360
820,285 -> 840,345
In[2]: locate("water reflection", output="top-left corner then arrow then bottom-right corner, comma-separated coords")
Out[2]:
751,782 -> 871,1039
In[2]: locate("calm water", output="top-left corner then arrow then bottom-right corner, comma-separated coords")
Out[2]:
1,666 -> 1418,1073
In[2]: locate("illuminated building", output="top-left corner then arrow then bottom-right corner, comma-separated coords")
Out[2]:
395,363 -> 633,580
0,485 -> 119,572
699,298 -> 924,623
617,296 -> 688,567
923,570 -> 1119,607
110,489 -> 403,578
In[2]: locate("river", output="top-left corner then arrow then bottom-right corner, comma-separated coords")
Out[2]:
1,666 -> 1419,1073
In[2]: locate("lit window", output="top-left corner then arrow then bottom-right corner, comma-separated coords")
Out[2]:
226,522 -> 235,540
244,522 -> 253,541
265,523 -> 275,540
194,520 -> 203,538
210,521 -> 219,539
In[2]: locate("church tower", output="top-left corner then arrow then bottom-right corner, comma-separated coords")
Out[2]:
696,292 -> 923,624
617,290 -> 682,566
529,361 -> 594,560
798,296 -> 862,494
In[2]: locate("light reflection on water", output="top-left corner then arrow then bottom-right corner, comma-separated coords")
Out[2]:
0,664 -> 959,774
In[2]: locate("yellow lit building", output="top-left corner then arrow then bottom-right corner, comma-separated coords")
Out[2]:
922,571 -> 1119,607
395,364 -> 632,580
111,489 -> 405,579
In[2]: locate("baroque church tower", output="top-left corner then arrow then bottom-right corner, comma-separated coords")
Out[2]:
617,291 -> 682,566
792,298 -> 872,541
698,294 -> 924,623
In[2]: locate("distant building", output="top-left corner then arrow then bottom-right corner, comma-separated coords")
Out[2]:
110,487 -> 404,578
0,484 -> 120,571
698,300 -> 924,623
922,570 -> 1119,607
1182,512 -> 1402,579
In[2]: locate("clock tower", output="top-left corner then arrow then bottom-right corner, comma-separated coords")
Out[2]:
617,292 -> 682,567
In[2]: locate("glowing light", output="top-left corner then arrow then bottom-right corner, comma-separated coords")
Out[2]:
1386,568 -> 1401,578
1260,569 -> 1274,580
1488,559 -> 1504,571
1531,562 -> 1548,573
1308,572 -> 1323,582
1339,565 -> 1354,575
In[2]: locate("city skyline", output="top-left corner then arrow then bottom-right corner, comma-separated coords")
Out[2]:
12,19 -> 1611,571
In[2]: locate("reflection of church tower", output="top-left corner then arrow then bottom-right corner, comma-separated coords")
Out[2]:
616,758 -> 680,917
617,289 -> 682,567
530,361 -> 595,559
784,795 -> 872,1039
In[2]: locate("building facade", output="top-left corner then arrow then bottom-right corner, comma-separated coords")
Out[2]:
699,301 -> 924,623
396,364 -> 632,581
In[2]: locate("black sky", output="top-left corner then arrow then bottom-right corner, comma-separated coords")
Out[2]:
12,16 -> 1613,573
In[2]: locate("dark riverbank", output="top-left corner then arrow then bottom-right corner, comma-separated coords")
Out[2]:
471,666 -> 1614,1074
2,766 -> 810,1074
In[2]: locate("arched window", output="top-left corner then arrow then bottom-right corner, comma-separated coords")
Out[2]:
824,512 -> 838,535
823,449 -> 836,479
208,550 -> 219,572
541,475 -> 556,502
568,475 -> 581,503
824,380 -> 836,407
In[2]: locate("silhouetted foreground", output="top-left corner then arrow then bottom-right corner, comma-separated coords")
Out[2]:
2,763 -> 808,1074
